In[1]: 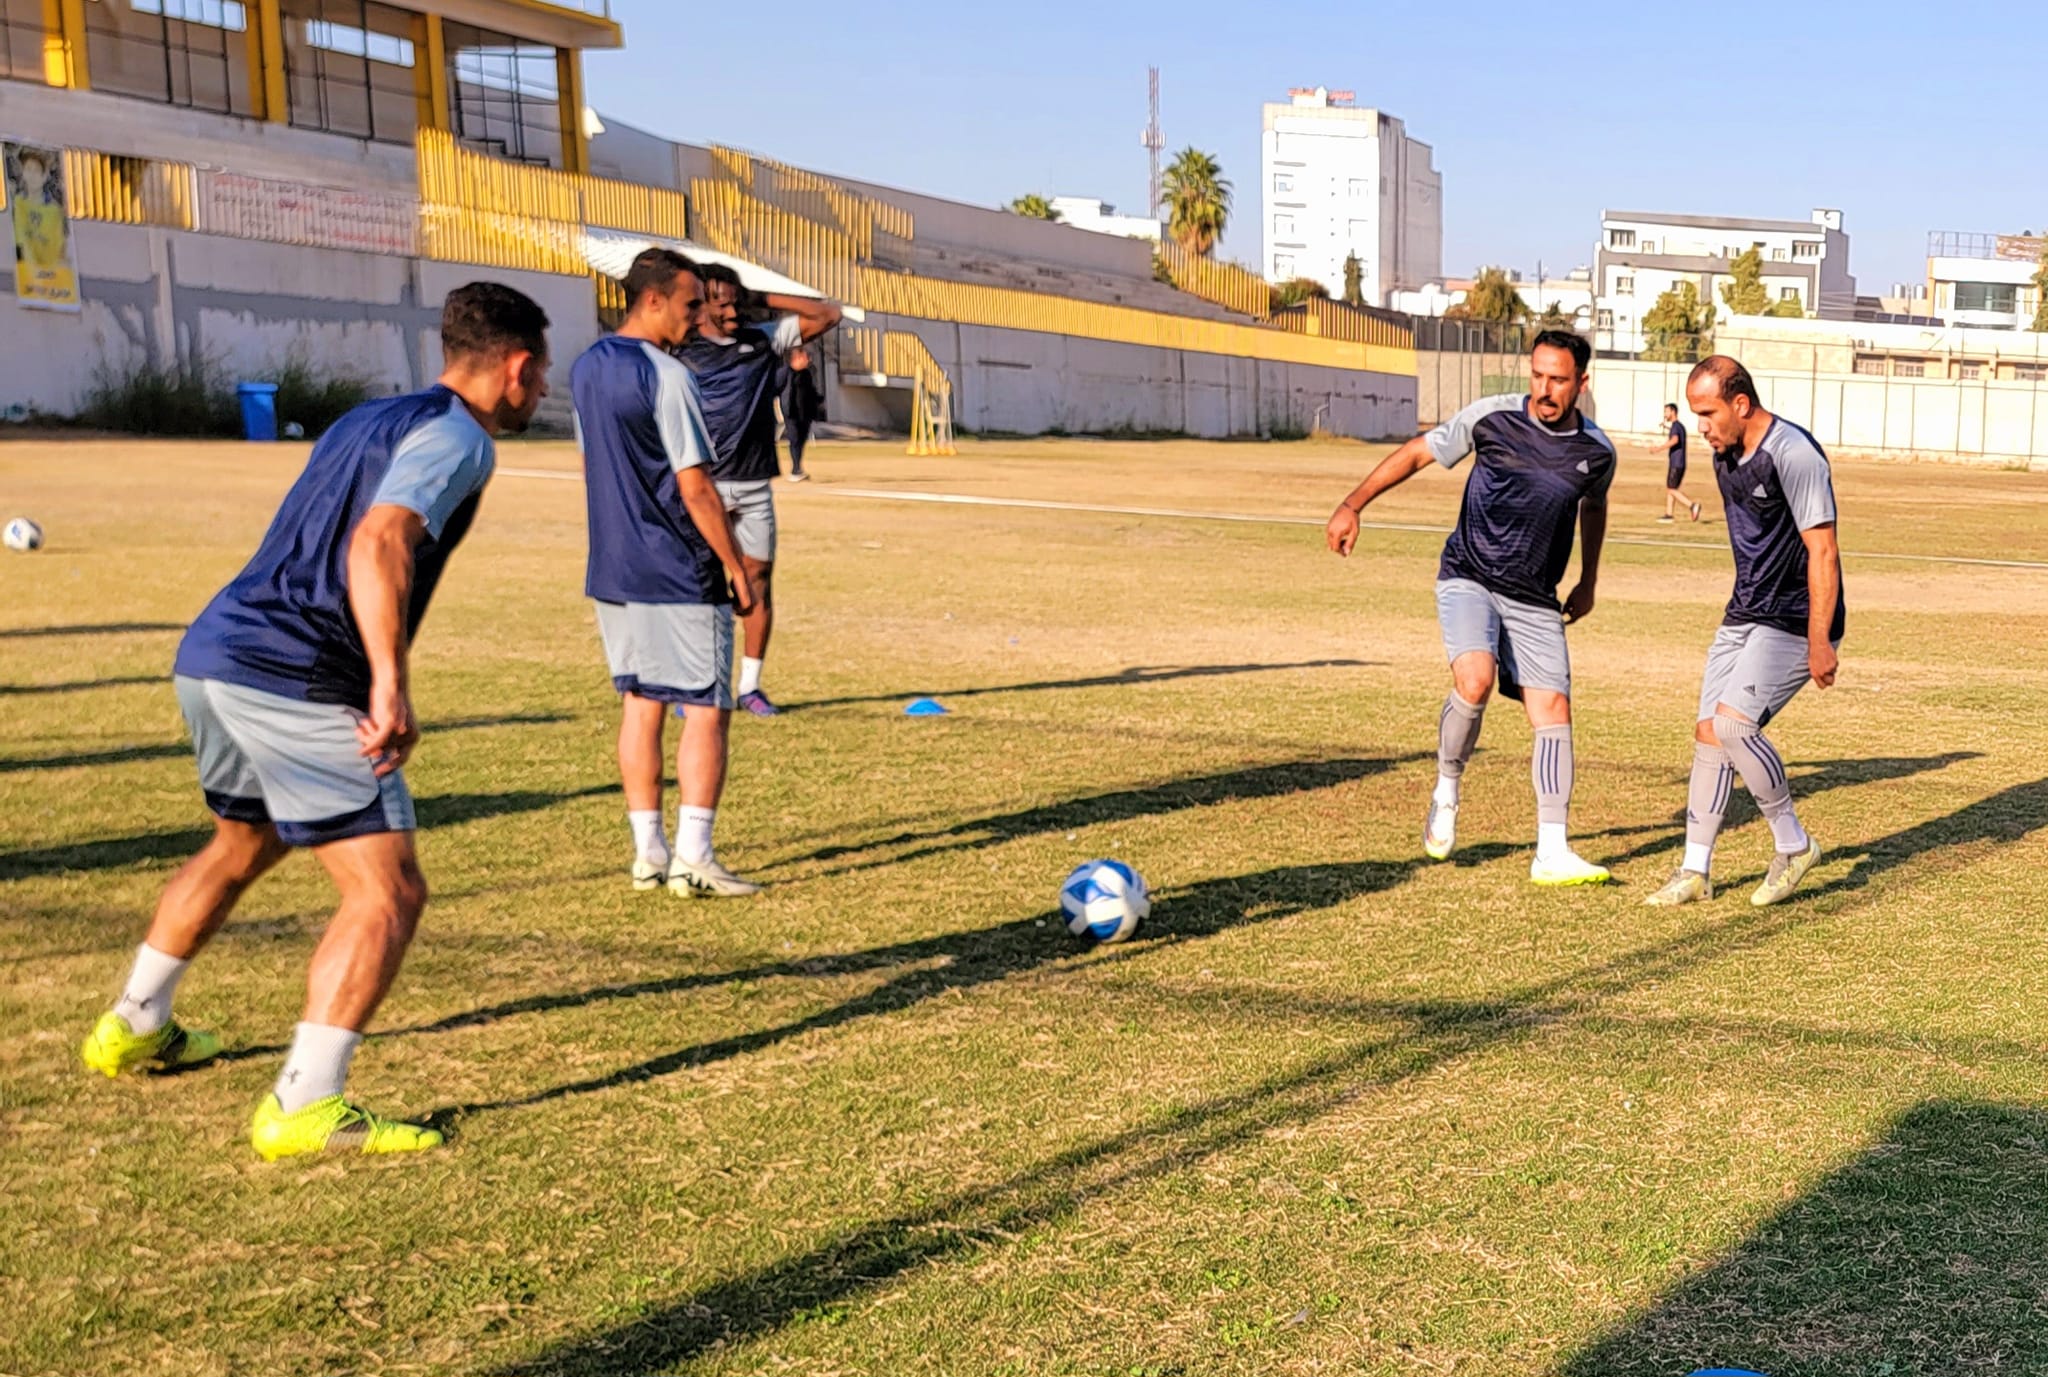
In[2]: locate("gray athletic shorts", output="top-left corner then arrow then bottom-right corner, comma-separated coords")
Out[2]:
1435,578 -> 1572,699
595,600 -> 735,710
1697,622 -> 1837,727
175,675 -> 415,847
716,479 -> 777,562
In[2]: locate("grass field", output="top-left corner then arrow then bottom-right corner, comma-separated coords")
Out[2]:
6,432 -> 2048,1376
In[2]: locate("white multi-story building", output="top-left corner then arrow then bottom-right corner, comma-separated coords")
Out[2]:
1925,233 -> 2044,330
1047,196 -> 1161,241
1260,86 -> 1440,306
1593,208 -> 1856,352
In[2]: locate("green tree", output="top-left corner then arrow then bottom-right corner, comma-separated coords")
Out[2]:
1719,246 -> 1773,316
1533,302 -> 1573,332
1643,280 -> 1715,361
1342,251 -> 1364,307
2032,246 -> 2048,332
1768,294 -> 1807,319
1464,266 -> 1528,323
1008,194 -> 1061,222
1272,276 -> 1330,310
1161,148 -> 1231,257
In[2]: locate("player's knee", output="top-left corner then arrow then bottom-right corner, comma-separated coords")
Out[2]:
1693,718 -> 1720,747
1451,667 -> 1494,704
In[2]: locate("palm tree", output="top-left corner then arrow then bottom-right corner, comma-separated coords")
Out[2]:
1008,194 -> 1061,222
1161,148 -> 1230,258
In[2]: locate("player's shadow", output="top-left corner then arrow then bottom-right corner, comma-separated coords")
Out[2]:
419,845 -> 1512,1125
0,779 -> 613,883
0,621 -> 183,638
1812,773 -> 2048,897
0,712 -> 569,777
772,753 -> 1427,876
484,884 -> 1832,1377
1564,1099 -> 2048,1375
779,660 -> 1378,713
0,674 -> 162,696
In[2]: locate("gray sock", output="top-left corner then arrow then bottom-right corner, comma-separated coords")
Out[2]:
1532,723 -> 1574,827
1715,711 -> 1807,849
1686,742 -> 1735,855
1438,692 -> 1484,779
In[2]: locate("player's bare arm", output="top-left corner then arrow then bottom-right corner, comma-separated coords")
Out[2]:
1326,434 -> 1436,555
678,465 -> 758,615
1562,494 -> 1606,624
1802,521 -> 1841,688
347,504 -> 427,775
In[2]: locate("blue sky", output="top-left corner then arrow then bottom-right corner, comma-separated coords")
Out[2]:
585,0 -> 2045,292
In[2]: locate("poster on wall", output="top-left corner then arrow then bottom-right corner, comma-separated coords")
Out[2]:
6,142 -> 81,312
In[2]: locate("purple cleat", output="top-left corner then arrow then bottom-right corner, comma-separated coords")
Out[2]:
737,689 -> 780,717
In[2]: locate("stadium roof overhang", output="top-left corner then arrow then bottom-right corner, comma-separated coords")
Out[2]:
417,0 -> 624,51
583,228 -> 868,321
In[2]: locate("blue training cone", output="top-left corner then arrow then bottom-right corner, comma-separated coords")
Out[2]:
904,697 -> 950,716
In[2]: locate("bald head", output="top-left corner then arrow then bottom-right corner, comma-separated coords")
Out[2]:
1685,354 -> 1770,458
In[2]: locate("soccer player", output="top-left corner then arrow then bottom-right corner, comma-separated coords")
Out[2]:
1641,401 -> 1702,523
679,261 -> 842,716
1325,329 -> 1616,886
80,282 -> 551,1159
1646,355 -> 1841,908
574,248 -> 761,897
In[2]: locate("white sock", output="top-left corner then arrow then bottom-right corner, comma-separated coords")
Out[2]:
274,1022 -> 362,1113
1536,821 -> 1570,861
113,942 -> 189,1036
738,656 -> 764,697
1682,841 -> 1714,875
1432,774 -> 1460,808
628,809 -> 669,866
677,804 -> 716,864
1769,811 -> 1811,854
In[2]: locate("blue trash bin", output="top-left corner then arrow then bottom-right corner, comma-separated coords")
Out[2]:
237,382 -> 280,442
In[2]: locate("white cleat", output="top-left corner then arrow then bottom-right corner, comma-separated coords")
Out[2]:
631,856 -> 669,892
1530,849 -> 1614,887
667,854 -> 763,898
1423,798 -> 1458,861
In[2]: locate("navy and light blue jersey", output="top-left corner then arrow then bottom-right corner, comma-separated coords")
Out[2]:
1667,420 -> 1687,460
1715,416 -> 1845,639
571,334 -> 728,606
174,387 -> 494,709
676,316 -> 802,483
1426,393 -> 1617,609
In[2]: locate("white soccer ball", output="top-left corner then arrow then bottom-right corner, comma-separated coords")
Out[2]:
3,517 -> 42,552
1060,859 -> 1150,944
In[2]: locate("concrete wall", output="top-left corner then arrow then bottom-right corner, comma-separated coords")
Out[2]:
839,312 -> 1415,441
0,221 -> 599,427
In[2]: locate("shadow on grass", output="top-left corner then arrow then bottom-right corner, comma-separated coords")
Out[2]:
485,886 -> 1835,1376
0,622 -> 183,639
0,675 -> 162,696
1814,773 -> 2048,897
0,713 -> 570,776
775,754 -> 1426,876
0,780 -> 614,882
781,660 -> 1379,713
1565,1099 -> 2048,1376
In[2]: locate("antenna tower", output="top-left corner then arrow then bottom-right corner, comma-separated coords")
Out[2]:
1141,66 -> 1164,219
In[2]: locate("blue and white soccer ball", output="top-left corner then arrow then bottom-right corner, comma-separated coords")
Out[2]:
3,517 -> 43,552
1060,859 -> 1150,944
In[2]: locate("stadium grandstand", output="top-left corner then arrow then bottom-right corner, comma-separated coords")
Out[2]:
0,2 -> 1416,444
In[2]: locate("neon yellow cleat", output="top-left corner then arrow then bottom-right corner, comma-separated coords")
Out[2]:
1643,868 -> 1713,907
249,1093 -> 445,1161
81,1011 -> 222,1078
1422,799 -> 1458,861
1530,850 -> 1613,887
1751,837 -> 1823,907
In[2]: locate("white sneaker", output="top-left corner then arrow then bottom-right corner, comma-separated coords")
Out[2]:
631,855 -> 669,892
1530,849 -> 1613,887
667,854 -> 763,898
1423,798 -> 1458,861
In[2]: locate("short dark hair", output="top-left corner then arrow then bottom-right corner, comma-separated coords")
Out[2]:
1531,328 -> 1590,373
622,247 -> 702,308
698,261 -> 743,292
1663,402 -> 1678,414
441,282 -> 550,364
1688,354 -> 1760,406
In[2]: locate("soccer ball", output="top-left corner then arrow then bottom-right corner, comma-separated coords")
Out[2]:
3,517 -> 42,551
1060,859 -> 1150,944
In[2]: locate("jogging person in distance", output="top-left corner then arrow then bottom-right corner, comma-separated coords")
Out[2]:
680,260 -> 842,716
1645,355 -> 1842,909
1642,401 -> 1702,523
81,282 -> 551,1160
1326,329 -> 1617,886
782,343 -> 824,483
573,248 -> 762,898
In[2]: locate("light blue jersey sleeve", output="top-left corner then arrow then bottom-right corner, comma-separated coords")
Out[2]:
767,313 -> 804,357
1773,426 -> 1837,529
372,402 -> 496,539
642,341 -> 714,472
1425,393 -> 1524,469
1584,421 -> 1619,500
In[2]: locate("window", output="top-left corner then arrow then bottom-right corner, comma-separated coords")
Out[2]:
1779,287 -> 1799,302
2014,363 -> 2048,382
1853,355 -> 1886,376
1955,282 -> 2019,313
2,0 -> 45,81
1892,358 -> 1927,378
1770,247 -> 1788,261
1346,219 -> 1370,241
446,20 -> 563,167
1348,178 -> 1367,197
283,0 -> 419,145
1640,239 -> 1656,254
1607,228 -> 1636,249
1596,309 -> 1615,329
1273,254 -> 1295,278
84,0 -> 255,116
1273,173 -> 1294,194
1792,241 -> 1822,259
1272,214 -> 1295,238
1957,362 -> 1983,380
1616,275 -> 1635,296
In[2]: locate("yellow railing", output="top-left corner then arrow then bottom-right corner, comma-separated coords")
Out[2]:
64,150 -> 195,230
706,143 -> 913,258
1270,298 -> 1415,349
838,326 -> 956,455
1155,241 -> 1270,320
688,178 -> 863,301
